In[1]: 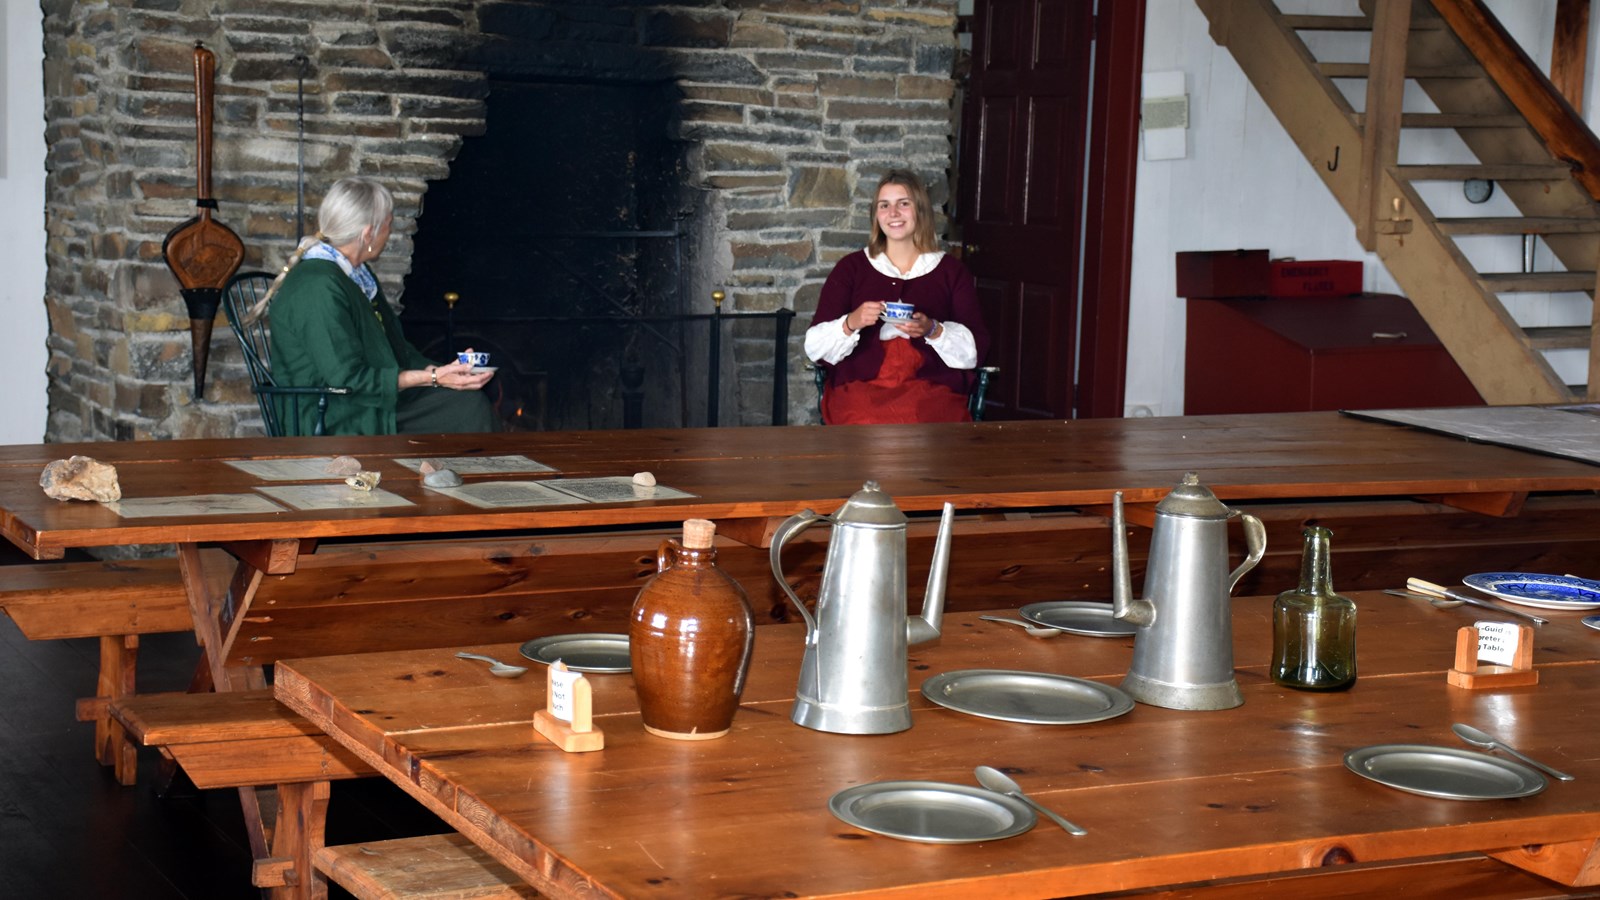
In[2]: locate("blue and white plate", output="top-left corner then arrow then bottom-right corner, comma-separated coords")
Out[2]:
1462,572 -> 1600,611
1583,615 -> 1600,632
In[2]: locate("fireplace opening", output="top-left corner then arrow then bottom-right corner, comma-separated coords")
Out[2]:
402,78 -> 697,431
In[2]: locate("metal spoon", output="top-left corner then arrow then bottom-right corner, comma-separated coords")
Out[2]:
1452,723 -> 1574,782
974,766 -> 1086,835
978,615 -> 1061,638
1399,579 -> 1550,626
455,651 -> 529,678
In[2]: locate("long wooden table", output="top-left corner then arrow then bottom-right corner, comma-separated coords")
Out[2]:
3,412 -> 1599,695
276,596 -> 1600,898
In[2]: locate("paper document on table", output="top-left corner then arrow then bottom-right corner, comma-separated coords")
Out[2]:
424,480 -> 586,508
394,455 -> 556,475
225,457 -> 357,481
107,493 -> 287,518
1344,406 -> 1600,466
544,476 -> 696,504
1474,621 -> 1519,667
255,484 -> 414,510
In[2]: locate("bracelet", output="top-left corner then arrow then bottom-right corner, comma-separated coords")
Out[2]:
842,315 -> 854,336
429,366 -> 439,388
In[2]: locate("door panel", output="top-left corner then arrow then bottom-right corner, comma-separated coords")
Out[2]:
959,0 -> 1094,420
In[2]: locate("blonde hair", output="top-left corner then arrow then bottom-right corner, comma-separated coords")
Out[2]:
867,169 -> 938,257
248,177 -> 395,321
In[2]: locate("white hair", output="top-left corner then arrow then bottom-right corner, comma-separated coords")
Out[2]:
248,177 -> 395,321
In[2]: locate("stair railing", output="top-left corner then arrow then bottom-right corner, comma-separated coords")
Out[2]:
1428,0 -> 1600,202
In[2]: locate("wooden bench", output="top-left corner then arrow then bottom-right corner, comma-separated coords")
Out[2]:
0,555 -> 195,783
110,688 -> 370,899
316,833 -> 537,900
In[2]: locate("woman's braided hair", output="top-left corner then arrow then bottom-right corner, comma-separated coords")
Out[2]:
245,177 -> 395,323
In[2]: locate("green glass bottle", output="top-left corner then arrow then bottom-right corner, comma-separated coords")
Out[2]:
1271,526 -> 1357,691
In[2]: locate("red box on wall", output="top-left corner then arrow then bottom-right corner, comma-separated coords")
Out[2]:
1268,260 -> 1363,297
1176,249 -> 1270,298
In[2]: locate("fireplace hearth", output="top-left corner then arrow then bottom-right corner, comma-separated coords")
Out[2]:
402,79 -> 697,431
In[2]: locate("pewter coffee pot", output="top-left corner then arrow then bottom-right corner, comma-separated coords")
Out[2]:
1111,472 -> 1266,711
769,482 -> 955,734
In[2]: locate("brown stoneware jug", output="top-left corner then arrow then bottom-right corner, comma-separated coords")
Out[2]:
629,518 -> 755,740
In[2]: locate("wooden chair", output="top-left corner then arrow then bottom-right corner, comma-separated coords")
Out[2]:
812,364 -> 999,422
222,271 -> 350,436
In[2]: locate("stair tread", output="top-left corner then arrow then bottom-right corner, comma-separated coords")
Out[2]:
1397,164 -> 1572,181
1523,325 -> 1594,350
1321,62 -> 1484,79
1437,216 -> 1600,235
1352,113 -> 1526,128
1279,12 -> 1446,31
1479,272 -> 1596,292
1280,14 -> 1372,31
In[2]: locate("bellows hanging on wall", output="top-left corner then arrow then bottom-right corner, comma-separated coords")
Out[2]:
161,42 -> 244,400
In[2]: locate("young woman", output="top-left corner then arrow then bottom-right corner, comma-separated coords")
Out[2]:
804,169 -> 989,425
261,177 -> 496,435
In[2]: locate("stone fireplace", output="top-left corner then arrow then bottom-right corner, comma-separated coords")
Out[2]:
40,0 -> 960,440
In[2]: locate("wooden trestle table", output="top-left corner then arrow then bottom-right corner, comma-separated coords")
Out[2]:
276,599 -> 1600,898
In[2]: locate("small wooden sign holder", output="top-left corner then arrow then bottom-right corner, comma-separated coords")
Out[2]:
533,661 -> 604,752
1447,624 -> 1538,689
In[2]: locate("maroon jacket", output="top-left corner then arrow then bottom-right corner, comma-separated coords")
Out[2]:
810,251 -> 990,396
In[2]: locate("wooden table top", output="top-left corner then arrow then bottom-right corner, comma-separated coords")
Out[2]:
276,594 -> 1600,899
6,412 -> 1600,558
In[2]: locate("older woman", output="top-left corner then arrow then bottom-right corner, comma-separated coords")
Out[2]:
262,177 -> 495,435
804,169 -> 989,425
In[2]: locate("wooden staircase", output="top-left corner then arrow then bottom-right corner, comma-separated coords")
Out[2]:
1196,0 -> 1600,404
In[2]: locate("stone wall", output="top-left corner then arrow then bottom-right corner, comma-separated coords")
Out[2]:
40,0 -> 958,439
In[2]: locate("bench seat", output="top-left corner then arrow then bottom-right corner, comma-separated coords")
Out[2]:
315,833 -> 538,900
110,689 -> 369,790
0,555 -> 193,783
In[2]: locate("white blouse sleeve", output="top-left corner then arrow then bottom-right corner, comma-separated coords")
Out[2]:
925,319 -> 977,370
804,314 -> 861,365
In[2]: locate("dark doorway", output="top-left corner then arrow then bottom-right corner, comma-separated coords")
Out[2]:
958,0 -> 1145,419
402,79 -> 693,431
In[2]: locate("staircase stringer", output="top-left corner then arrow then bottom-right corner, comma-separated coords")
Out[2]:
1197,0 -> 1574,404
1376,173 -> 1572,403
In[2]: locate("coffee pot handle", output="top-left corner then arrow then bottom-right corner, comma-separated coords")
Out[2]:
1227,512 -> 1267,593
769,509 -> 823,638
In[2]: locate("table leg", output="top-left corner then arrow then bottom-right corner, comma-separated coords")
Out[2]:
252,781 -> 330,900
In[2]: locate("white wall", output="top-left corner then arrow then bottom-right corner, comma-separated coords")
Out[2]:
1127,0 -> 1597,417
0,3 -> 47,443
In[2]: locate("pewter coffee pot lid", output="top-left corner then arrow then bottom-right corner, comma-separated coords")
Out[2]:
1154,472 -> 1233,519
832,481 -> 908,528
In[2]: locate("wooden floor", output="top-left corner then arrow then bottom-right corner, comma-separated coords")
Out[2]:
0,556 -> 445,899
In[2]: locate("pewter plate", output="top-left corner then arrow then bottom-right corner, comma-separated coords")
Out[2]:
1344,744 -> 1546,800
518,633 -> 631,673
1018,601 -> 1137,637
920,669 -> 1134,725
829,781 -> 1036,843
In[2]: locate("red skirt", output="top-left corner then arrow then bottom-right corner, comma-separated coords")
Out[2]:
822,338 -> 971,425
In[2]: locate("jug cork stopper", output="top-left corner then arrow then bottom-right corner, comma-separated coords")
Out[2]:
682,518 -> 716,549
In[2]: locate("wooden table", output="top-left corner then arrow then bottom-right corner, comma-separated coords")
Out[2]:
4,412 -> 1599,693
276,596 -> 1600,898
5,413 -> 1600,559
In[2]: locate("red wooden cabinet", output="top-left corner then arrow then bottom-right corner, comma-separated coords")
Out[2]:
1184,294 -> 1483,414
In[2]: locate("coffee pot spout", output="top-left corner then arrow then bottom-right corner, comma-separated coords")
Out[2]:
907,502 -> 955,645
1110,491 -> 1155,626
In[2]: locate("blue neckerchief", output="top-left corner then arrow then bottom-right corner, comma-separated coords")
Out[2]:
303,242 -> 379,301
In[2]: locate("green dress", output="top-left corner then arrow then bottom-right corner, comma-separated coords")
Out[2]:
267,259 -> 494,436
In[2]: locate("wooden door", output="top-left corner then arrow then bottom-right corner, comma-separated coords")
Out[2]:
959,0 -> 1096,419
